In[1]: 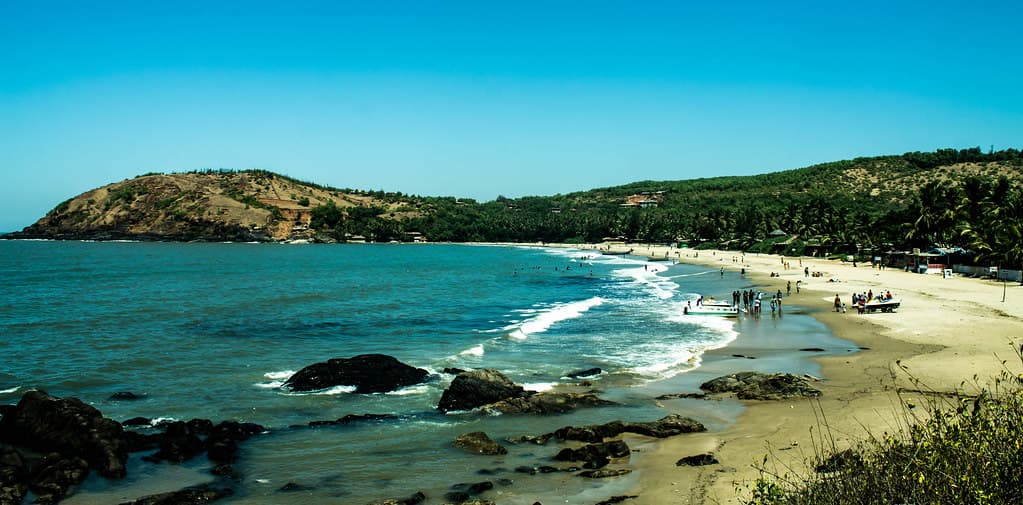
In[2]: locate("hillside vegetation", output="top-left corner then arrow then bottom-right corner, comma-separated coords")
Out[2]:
12,170 -> 418,242
7,148 -> 1023,270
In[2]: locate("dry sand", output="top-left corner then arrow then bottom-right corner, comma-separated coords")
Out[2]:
571,244 -> 1023,504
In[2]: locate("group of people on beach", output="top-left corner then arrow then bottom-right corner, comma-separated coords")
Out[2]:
835,289 -> 895,313
732,288 -> 785,316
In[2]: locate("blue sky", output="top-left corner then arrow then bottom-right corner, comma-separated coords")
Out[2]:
2,1 -> 1022,231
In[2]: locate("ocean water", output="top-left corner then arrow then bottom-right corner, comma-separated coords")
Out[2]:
0,241 -> 852,504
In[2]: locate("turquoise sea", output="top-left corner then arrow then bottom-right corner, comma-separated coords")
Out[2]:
0,241 -> 854,504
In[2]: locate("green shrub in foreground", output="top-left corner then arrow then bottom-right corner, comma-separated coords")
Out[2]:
747,345 -> 1023,505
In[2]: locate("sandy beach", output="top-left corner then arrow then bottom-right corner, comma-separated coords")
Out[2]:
566,244 -> 1023,504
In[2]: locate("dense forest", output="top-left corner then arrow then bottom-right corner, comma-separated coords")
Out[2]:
310,148 -> 1023,272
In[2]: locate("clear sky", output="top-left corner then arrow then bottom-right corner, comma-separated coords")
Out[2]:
2,1 -> 1022,231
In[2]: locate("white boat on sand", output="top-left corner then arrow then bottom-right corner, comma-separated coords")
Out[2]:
682,300 -> 738,317
861,298 -> 901,313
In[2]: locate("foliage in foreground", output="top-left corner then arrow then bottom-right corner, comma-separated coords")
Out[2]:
747,345 -> 1023,505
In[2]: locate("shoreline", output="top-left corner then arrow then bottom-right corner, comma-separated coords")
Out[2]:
602,245 -> 1023,504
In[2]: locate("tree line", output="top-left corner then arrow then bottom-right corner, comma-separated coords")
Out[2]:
299,148 -> 1023,273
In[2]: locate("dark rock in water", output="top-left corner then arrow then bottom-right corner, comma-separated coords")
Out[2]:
186,418 -> 214,436
145,421 -> 204,463
108,392 -> 145,401
308,413 -> 397,427
210,464 -> 236,478
482,392 -> 615,415
555,441 -> 630,469
514,465 -> 538,475
123,431 -> 162,453
0,445 -> 27,505
118,484 -> 234,505
445,490 -> 471,503
443,367 -> 468,375
553,415 -> 705,443
623,415 -> 706,438
700,372 -> 821,400
205,421 -> 265,465
451,480 -> 494,495
122,417 -> 152,427
284,354 -> 430,394
554,421 -> 626,443
595,496 -> 639,505
676,453 -> 719,466
0,390 -> 130,478
366,490 -> 426,505
655,392 -> 708,400
28,452 -> 89,504
279,481 -> 312,492
438,369 -> 527,413
566,367 -> 602,378
506,433 -> 553,445
453,432 -> 507,455
799,347 -> 826,352
578,468 -> 631,479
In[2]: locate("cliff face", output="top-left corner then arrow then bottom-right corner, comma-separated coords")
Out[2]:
9,171 -> 407,242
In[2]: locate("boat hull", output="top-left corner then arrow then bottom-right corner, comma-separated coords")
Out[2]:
683,304 -> 738,317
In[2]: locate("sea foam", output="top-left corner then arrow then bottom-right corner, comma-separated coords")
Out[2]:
506,296 -> 604,340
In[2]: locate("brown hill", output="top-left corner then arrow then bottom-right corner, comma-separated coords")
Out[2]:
11,170 -> 415,242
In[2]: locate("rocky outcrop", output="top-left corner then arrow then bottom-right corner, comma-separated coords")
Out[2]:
118,484 -> 234,505
453,432 -> 507,455
0,390 -> 130,478
566,367 -> 602,378
579,468 -> 631,478
366,491 -> 426,505
480,392 -> 615,415
0,391 -> 264,504
444,481 -> 494,503
0,445 -> 27,505
27,453 -> 89,504
700,372 -> 821,400
144,421 -> 204,463
554,441 -> 630,469
438,369 -> 614,415
553,415 -> 706,443
676,453 -> 719,466
205,421 -> 265,465
437,369 -> 527,413
306,413 -> 398,427
284,354 -> 430,393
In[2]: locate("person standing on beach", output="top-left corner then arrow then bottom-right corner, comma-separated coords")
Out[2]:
805,266 -> 810,278
787,280 -> 792,295
834,294 -> 842,312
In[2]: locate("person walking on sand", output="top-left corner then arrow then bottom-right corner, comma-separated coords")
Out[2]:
787,280 -> 792,296
805,266 -> 810,278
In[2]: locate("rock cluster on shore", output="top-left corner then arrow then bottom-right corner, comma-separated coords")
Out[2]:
438,368 -> 615,415
0,390 -> 263,505
699,371 -> 822,400
0,356 -> 775,505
